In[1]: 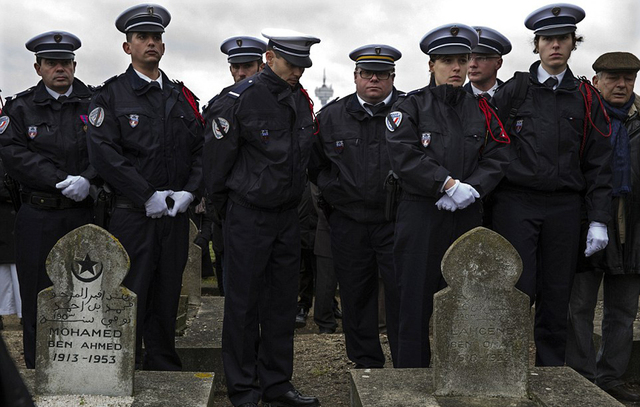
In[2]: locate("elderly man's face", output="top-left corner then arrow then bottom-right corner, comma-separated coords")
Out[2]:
593,71 -> 637,107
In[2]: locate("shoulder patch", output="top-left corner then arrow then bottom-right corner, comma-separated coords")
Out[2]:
212,117 -> 230,139
89,107 -> 105,127
386,111 -> 403,132
228,79 -> 255,99
0,116 -> 9,134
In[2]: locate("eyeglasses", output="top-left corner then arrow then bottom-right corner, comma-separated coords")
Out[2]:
469,56 -> 500,63
357,70 -> 394,80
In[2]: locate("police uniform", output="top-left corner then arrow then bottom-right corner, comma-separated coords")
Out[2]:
0,31 -> 95,368
86,5 -> 204,370
463,26 -> 511,97
491,4 -> 612,366
386,24 -> 511,368
308,44 -> 401,367
204,28 -> 320,407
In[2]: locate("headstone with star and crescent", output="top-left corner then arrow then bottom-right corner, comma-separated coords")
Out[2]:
35,224 -> 136,396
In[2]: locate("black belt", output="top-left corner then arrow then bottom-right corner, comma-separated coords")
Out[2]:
114,196 -> 145,211
21,192 -> 92,209
229,192 -> 299,213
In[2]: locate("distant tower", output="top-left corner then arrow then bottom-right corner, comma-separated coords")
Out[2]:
315,69 -> 334,106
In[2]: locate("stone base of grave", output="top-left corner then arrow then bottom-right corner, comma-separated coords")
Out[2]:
175,296 -> 224,384
349,367 -> 623,407
21,370 -> 215,407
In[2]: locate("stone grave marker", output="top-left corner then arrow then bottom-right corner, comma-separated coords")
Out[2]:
181,220 -> 202,309
35,224 -> 136,396
433,227 -> 530,398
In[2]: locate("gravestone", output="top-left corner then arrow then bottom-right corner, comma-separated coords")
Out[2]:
181,220 -> 202,309
35,224 -> 136,396
433,227 -> 530,398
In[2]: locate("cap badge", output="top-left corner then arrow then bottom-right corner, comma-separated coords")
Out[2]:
475,28 -> 482,36
386,111 -> 403,132
28,125 -> 38,139
421,132 -> 431,148
212,117 -> 229,139
450,27 -> 459,36
236,39 -> 243,47
128,114 -> 139,128
375,47 -> 381,55
552,7 -> 561,16
147,6 -> 154,14
89,107 -> 105,128
0,116 -> 9,134
53,34 -> 62,43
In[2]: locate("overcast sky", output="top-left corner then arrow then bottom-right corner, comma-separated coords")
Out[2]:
2,0 -> 640,107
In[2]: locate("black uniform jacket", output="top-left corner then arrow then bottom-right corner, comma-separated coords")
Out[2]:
309,90 -> 400,223
385,84 -> 511,199
0,79 -> 96,194
203,65 -> 315,213
493,61 -> 612,224
87,65 -> 204,207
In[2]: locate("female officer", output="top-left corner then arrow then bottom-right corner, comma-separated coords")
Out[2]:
385,23 -> 511,368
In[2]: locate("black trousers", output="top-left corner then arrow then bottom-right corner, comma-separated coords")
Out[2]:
15,204 -> 93,368
222,202 -> 300,406
329,210 -> 399,368
492,188 -> 581,366
393,198 -> 481,368
109,208 -> 189,371
297,248 -> 315,311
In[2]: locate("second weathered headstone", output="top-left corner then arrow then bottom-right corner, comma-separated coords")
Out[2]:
433,227 -> 530,398
35,224 -> 136,396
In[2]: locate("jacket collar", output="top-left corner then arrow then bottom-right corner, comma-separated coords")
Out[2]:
33,78 -> 91,105
529,60 -> 577,90
346,88 -> 399,120
126,64 -> 170,95
260,65 -> 301,101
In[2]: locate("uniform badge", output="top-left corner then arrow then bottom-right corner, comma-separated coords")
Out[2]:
28,126 -> 38,139
335,140 -> 344,154
421,132 -> 431,148
261,129 -> 269,144
386,111 -> 403,132
212,117 -> 229,139
515,119 -> 523,134
79,115 -> 89,132
128,114 -> 139,128
89,107 -> 104,127
0,116 -> 9,134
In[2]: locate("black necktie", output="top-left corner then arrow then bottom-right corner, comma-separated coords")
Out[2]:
365,102 -> 385,116
544,76 -> 558,89
57,95 -> 68,103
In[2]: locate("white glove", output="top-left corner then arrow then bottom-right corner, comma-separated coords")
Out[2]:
585,221 -> 608,257
445,180 -> 480,209
55,175 -> 90,202
145,191 -> 174,218
435,195 -> 457,212
168,191 -> 194,217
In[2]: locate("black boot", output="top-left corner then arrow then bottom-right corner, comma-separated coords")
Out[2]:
263,389 -> 319,407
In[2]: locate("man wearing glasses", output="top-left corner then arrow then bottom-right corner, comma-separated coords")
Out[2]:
309,44 -> 402,368
464,26 -> 512,98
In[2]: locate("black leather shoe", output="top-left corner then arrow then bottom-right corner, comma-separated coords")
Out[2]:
295,307 -> 308,328
263,389 -> 319,407
606,383 -> 640,402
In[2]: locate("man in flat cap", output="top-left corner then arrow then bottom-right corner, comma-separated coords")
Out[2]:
0,31 -> 96,368
491,3 -> 612,366
87,4 -> 204,371
464,26 -> 511,98
204,28 -> 320,407
308,44 -> 401,368
566,52 -> 640,402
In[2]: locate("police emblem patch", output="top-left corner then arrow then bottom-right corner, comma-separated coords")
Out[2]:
261,129 -> 269,144
335,140 -> 344,154
0,116 -> 9,134
386,111 -> 403,132
128,114 -> 139,128
28,126 -> 38,139
89,107 -> 104,127
515,119 -> 523,134
212,117 -> 229,139
421,132 -> 431,148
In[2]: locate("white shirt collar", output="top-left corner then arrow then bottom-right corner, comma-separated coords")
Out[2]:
470,81 -> 498,97
45,85 -> 73,100
357,91 -> 393,115
134,69 -> 163,90
537,65 -> 566,90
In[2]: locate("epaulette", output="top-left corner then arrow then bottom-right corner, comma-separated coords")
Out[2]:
227,78 -> 255,99
316,97 -> 340,115
405,86 -> 427,97
6,87 -> 35,102
91,75 -> 119,92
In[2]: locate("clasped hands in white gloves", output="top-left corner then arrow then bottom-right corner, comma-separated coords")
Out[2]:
436,179 -> 480,211
144,190 -> 194,218
584,221 -> 608,257
55,175 -> 90,202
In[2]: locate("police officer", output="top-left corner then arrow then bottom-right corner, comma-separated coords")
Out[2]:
309,44 -> 401,367
386,23 -> 511,368
491,4 -> 612,366
87,4 -> 204,370
464,26 -> 511,97
204,28 -> 320,407
221,36 -> 267,83
0,31 -> 96,368
566,52 -> 640,402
